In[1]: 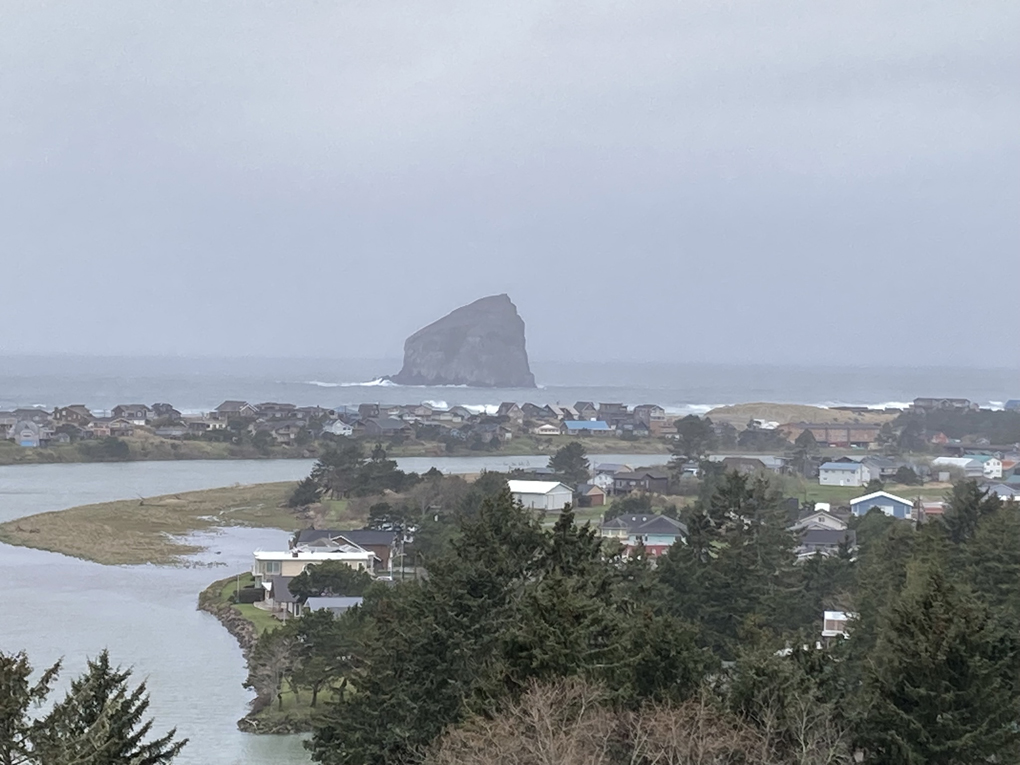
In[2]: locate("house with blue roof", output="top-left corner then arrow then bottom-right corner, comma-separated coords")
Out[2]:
850,491 -> 913,519
562,420 -> 613,435
818,461 -> 871,487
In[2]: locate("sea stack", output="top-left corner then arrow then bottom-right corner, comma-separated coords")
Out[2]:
390,294 -> 537,388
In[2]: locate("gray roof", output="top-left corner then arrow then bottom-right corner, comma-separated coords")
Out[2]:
296,528 -> 396,547
270,575 -> 298,603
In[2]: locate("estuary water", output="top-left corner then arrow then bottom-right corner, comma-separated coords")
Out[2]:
0,454 -> 668,764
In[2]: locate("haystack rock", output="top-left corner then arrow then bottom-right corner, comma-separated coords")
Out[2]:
390,294 -> 537,388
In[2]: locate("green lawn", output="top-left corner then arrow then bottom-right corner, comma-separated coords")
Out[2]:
202,572 -> 282,636
782,477 -> 952,506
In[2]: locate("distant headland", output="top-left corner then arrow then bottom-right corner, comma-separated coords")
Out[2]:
388,294 -> 537,388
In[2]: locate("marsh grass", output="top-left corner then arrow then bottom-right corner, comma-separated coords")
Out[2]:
0,482 -> 302,566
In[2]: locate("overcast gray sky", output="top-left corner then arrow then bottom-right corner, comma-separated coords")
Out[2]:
1,1 -> 1017,367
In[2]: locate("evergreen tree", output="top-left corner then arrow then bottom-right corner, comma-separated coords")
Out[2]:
657,472 -> 801,657
34,651 -> 186,765
287,476 -> 322,508
288,560 -> 374,600
861,560 -> 1020,764
547,441 -> 590,486
0,651 -> 59,765
942,479 -> 1001,545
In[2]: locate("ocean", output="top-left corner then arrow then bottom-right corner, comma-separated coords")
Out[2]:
0,355 -> 1016,415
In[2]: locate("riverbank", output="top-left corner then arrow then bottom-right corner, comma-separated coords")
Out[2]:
199,573 -> 325,735
0,482 -> 303,565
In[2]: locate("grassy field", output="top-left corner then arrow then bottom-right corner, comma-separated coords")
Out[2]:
0,482 -> 306,566
780,476 -> 952,506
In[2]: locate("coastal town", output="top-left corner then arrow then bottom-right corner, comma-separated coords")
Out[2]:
4,395 -> 1018,454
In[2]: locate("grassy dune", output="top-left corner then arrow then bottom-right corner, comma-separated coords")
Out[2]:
0,482 -> 302,566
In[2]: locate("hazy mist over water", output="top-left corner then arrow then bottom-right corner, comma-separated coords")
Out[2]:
0,356 -> 1016,414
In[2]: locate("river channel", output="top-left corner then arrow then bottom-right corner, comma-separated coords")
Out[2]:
0,454 -> 667,764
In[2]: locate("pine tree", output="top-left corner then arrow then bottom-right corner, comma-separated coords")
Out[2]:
942,479 -> 1001,545
0,652 -> 60,765
33,651 -> 186,765
658,472 -> 801,657
861,561 -> 1020,764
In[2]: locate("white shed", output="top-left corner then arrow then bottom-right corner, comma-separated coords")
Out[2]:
508,480 -> 574,512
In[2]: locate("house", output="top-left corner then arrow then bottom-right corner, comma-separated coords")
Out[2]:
633,404 -> 668,435
251,544 -> 377,584
709,454 -> 786,473
986,484 -> 1020,500
184,417 -> 226,434
719,456 -> 768,475
600,514 -> 687,557
794,528 -> 857,560
151,403 -> 182,421
107,418 -> 136,437
213,400 -> 259,420
562,420 -> 613,435
931,456 -> 986,479
780,423 -> 881,449
967,454 -> 1003,479
860,456 -> 906,480
588,471 -> 617,493
597,403 -> 630,429
822,611 -> 851,639
612,469 -> 670,494
473,423 -> 513,444
305,596 -> 364,616
497,402 -> 524,424
295,528 -> 400,571
912,397 -> 976,412
13,408 -> 52,425
508,480 -> 574,512
258,402 -> 297,419
321,419 -> 354,438
849,491 -> 914,519
547,404 -> 579,421
266,575 -> 301,617
361,418 -> 414,439
790,510 -> 848,532
11,420 -> 43,447
255,420 -> 307,445
52,405 -> 93,425
531,423 -> 562,437
818,462 -> 871,487
575,483 -> 606,507
574,402 -> 599,421
111,404 -> 151,425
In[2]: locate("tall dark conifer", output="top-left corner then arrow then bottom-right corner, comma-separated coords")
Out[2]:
34,651 -> 186,765
861,561 -> 1020,764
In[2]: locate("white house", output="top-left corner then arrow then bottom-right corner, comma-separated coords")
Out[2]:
968,455 -> 1003,479
321,419 -> 354,438
790,511 -> 848,532
818,461 -> 871,487
508,480 -> 573,512
822,611 -> 853,639
251,545 -> 377,584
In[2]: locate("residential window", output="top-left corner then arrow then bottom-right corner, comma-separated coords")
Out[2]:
263,560 -> 281,575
